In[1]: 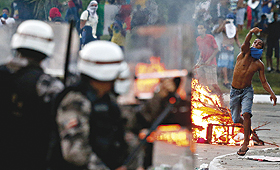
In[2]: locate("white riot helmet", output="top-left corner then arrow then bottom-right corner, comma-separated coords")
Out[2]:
78,40 -> 124,81
11,20 -> 55,57
114,62 -> 131,94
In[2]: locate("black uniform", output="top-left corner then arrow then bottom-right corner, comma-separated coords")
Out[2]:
0,59 -> 64,170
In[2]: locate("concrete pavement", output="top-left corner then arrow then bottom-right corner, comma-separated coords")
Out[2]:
206,95 -> 280,170
150,95 -> 280,170
209,147 -> 280,170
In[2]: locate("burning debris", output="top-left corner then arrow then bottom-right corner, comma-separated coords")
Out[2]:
134,56 -> 187,100
191,79 -> 271,146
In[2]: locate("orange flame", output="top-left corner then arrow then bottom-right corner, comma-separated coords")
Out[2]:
155,124 -> 192,147
134,56 -> 187,99
191,79 -> 252,145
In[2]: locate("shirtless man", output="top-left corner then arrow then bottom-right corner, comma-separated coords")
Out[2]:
230,27 -> 277,156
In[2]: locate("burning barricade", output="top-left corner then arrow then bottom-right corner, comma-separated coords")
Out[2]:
191,78 -> 269,146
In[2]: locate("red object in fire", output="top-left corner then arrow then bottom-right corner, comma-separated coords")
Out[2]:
197,138 -> 206,143
206,123 -> 243,144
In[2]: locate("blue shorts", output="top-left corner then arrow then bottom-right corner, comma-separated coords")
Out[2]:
217,47 -> 235,69
230,86 -> 254,123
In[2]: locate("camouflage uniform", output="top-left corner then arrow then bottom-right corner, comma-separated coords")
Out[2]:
55,78 -> 172,170
56,90 -> 109,170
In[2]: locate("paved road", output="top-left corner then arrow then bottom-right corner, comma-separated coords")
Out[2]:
196,103 -> 280,169
152,103 -> 280,169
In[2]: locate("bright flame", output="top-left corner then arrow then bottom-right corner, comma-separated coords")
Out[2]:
155,124 -> 191,147
134,56 -> 187,99
191,79 -> 252,145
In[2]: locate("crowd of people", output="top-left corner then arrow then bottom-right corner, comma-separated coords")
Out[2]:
0,1 -> 178,170
194,0 -> 280,93
0,0 -> 279,169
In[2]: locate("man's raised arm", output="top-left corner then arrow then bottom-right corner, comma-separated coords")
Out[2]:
241,27 -> 262,53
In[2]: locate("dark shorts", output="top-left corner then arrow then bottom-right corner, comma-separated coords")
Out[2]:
266,39 -> 279,58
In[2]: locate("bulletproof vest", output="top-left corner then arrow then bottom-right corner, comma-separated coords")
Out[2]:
59,81 -> 128,169
0,65 -> 53,169
88,92 -> 128,169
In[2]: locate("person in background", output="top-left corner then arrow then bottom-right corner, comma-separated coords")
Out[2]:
10,0 -> 35,20
230,27 -> 277,156
80,24 -> 96,48
262,0 -> 275,23
257,14 -> 269,31
0,7 -> 15,26
265,13 -> 280,73
130,4 -> 148,30
256,14 -> 268,55
236,0 -> 247,32
49,7 -> 64,23
247,4 -> 253,29
249,0 -> 262,28
80,1 -> 99,40
212,17 -> 225,52
229,0 -> 238,23
195,23 -> 223,101
109,13 -> 127,51
73,0 -> 83,12
65,0 -> 80,32
215,14 -> 241,89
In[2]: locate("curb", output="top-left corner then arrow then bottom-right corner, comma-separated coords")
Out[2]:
208,152 -> 236,170
253,94 -> 280,104
208,147 -> 280,170
223,94 -> 280,104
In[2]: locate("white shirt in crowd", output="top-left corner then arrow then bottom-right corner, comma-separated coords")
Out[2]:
80,10 -> 98,38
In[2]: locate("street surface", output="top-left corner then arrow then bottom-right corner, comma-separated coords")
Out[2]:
152,103 -> 280,169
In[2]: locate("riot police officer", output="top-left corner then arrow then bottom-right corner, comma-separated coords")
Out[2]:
0,20 -> 64,169
55,40 -> 177,170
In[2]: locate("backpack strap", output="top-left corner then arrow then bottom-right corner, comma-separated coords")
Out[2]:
87,10 -> 90,21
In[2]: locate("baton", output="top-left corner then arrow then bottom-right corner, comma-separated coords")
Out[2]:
123,94 -> 181,166
63,20 -> 75,85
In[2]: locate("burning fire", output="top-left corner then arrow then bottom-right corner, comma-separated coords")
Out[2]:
134,57 -> 163,99
191,79 -> 247,145
155,124 -> 191,146
139,124 -> 192,147
134,57 -> 252,146
134,56 -> 187,99
135,56 -> 190,146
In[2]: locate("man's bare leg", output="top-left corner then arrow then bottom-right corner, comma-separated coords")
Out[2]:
238,25 -> 243,33
241,112 -> 251,151
222,67 -> 229,84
